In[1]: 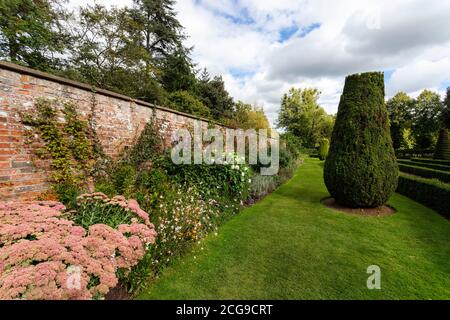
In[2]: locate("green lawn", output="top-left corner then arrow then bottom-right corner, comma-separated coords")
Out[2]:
138,158 -> 450,300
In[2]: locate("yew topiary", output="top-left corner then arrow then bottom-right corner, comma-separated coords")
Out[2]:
318,138 -> 330,160
434,129 -> 450,160
324,72 -> 398,208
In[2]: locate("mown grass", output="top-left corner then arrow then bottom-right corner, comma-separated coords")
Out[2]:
138,158 -> 450,300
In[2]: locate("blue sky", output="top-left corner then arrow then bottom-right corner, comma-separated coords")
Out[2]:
70,0 -> 450,125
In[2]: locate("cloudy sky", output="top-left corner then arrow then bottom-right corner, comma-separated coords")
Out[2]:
69,0 -> 450,125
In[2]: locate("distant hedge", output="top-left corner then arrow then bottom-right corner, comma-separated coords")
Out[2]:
396,149 -> 434,159
398,164 -> 450,183
397,159 -> 450,172
397,173 -> 450,218
410,158 -> 450,167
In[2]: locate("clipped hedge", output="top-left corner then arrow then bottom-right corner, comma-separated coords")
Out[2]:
396,149 -> 434,159
397,173 -> 450,218
397,159 -> 450,172
398,163 -> 450,183
412,158 -> 450,167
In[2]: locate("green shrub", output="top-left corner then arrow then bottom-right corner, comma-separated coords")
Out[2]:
318,138 -> 330,161
324,72 -> 398,208
397,173 -> 450,218
125,118 -> 165,167
163,153 -> 252,204
250,174 -> 280,199
52,182 -> 82,209
280,133 -> 303,158
398,163 -> 450,183
110,163 -> 137,196
434,129 -> 450,160
148,185 -> 227,275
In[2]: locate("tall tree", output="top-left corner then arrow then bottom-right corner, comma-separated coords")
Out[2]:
160,46 -> 196,92
0,0 -> 69,71
67,4 -> 166,104
386,92 -> 413,150
411,90 -> 443,150
277,88 -> 333,148
131,0 -> 184,60
196,75 -> 234,120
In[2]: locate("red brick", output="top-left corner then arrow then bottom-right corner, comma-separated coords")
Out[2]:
0,149 -> 17,155
0,136 -> 19,143
10,130 -> 24,136
0,162 -> 10,169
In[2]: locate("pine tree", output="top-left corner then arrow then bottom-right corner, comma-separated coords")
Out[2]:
324,72 -> 398,208
131,0 -> 185,59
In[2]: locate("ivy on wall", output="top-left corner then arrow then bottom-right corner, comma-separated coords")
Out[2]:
21,98 -> 101,188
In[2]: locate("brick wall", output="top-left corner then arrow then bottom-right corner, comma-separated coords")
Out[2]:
0,61 -> 216,200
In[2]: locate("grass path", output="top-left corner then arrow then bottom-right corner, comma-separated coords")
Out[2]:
138,158 -> 450,299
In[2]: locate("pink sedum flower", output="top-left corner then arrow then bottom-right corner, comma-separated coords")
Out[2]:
0,200 -> 156,300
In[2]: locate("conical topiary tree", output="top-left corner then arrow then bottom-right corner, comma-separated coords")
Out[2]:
324,72 -> 398,208
318,138 -> 330,161
434,129 -> 450,160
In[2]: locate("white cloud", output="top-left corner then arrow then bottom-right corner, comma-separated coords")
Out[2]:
69,0 -> 450,126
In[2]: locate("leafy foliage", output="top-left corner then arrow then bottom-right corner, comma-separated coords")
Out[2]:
324,72 -> 398,208
160,47 -> 196,92
412,90 -> 443,150
386,92 -> 413,150
130,0 -> 184,59
21,98 -> 98,188
0,0 -> 69,70
318,138 -> 329,161
168,90 -> 211,118
223,101 -> 270,129
277,88 -> 334,148
195,72 -> 234,120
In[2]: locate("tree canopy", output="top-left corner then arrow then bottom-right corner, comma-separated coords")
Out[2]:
386,92 -> 413,150
277,88 -> 334,148
0,0 -> 272,127
0,0 -> 69,70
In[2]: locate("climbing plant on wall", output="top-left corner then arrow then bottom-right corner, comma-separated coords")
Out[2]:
21,98 -> 102,190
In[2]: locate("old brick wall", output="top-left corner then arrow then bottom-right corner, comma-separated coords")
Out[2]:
0,61 -> 215,200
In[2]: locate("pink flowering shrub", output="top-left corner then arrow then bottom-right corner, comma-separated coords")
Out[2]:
0,199 -> 156,300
